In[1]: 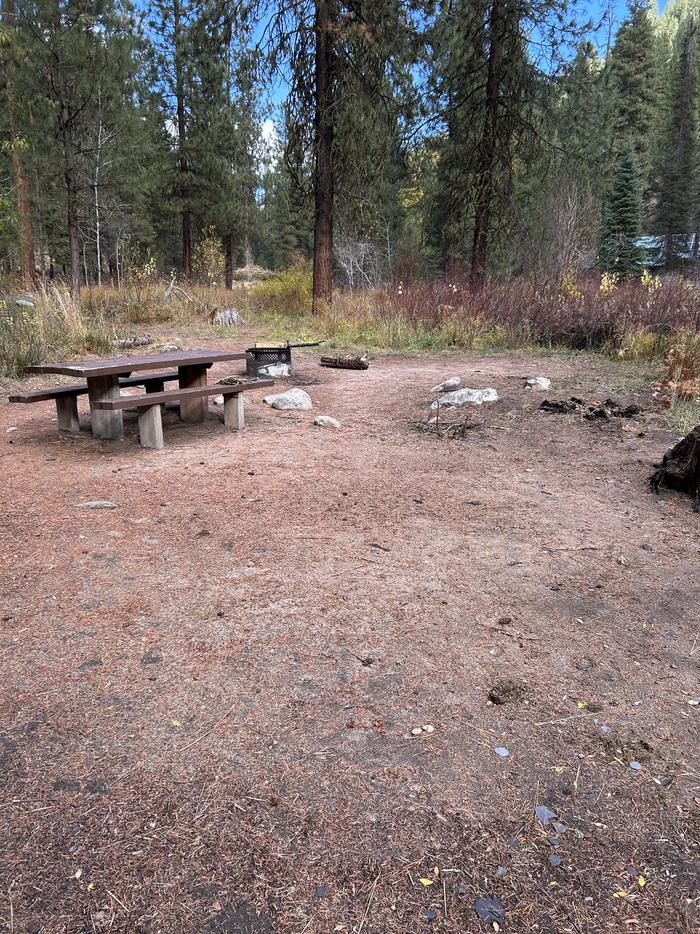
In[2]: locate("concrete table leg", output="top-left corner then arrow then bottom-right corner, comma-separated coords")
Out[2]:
138,404 -> 164,449
87,375 -> 124,440
178,364 -> 208,422
223,393 -> 244,431
56,396 -> 80,433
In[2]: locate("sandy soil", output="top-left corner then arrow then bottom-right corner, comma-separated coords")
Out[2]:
1,335 -> 698,933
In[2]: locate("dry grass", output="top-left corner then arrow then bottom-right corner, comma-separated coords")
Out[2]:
3,272 -> 700,390
0,286 -> 114,377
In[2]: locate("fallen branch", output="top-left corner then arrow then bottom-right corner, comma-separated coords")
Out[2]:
320,354 -> 369,370
358,874 -> 380,934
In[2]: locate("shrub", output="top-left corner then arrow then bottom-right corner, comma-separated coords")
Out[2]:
250,264 -> 312,316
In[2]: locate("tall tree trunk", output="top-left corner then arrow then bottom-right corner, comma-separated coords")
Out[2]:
60,102 -> 81,300
94,89 -> 104,287
312,0 -> 336,315
173,0 -> 191,279
2,0 -> 37,290
224,235 -> 234,289
470,0 -> 507,287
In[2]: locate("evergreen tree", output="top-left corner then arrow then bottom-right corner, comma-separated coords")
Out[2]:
655,15 -> 697,266
599,140 -> 645,275
608,0 -> 660,187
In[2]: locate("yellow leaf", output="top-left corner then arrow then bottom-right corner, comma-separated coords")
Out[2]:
171,719 -> 181,726
433,867 -> 439,877
576,701 -> 587,709
613,891 -> 628,898
638,876 -> 645,887
554,766 -> 565,774
87,882 -> 94,892
419,878 -> 434,886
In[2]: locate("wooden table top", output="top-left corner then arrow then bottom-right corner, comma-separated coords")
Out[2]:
24,349 -> 249,378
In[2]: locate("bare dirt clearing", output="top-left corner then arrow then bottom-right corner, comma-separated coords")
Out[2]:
1,340 -> 698,933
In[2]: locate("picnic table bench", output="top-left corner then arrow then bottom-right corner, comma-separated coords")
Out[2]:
10,349 -> 272,447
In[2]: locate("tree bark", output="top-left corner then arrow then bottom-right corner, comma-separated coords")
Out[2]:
2,0 -> 37,290
60,101 -> 82,300
224,234 -> 234,289
470,0 -> 507,287
312,0 -> 336,315
173,0 -> 191,279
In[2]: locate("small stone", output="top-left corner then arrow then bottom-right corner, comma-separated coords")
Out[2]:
641,543 -> 653,552
494,746 -> 510,758
258,363 -> 290,378
422,724 -> 435,733
535,804 -> 557,826
411,727 -> 423,736
431,376 -> 462,393
575,659 -> 593,671
629,761 -> 642,771
426,907 -> 437,921
552,822 -> 567,835
524,376 -> 552,391
212,395 -> 225,406
75,501 -> 119,510
497,866 -> 507,878
548,853 -> 562,867
314,415 -> 341,429
6,426 -> 18,433
315,885 -> 330,897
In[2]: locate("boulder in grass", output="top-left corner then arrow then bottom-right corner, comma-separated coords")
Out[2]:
431,387 -> 498,409
263,388 -> 313,411
431,376 -> 463,393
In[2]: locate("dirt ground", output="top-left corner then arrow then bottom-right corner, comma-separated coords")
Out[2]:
1,334 -> 698,934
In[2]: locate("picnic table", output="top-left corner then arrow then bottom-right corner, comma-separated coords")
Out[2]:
22,349 -> 250,441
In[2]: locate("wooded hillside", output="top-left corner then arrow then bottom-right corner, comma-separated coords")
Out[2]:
1,0 -> 699,306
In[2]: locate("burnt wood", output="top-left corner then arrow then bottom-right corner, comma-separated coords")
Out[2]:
93,379 -> 274,410
24,349 -> 249,378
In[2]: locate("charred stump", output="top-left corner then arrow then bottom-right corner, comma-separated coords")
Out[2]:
650,425 -> 700,512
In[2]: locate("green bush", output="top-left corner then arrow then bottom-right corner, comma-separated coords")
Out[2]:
250,264 -> 312,316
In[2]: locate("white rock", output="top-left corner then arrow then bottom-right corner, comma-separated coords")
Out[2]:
6,426 -> 18,433
314,415 -> 341,429
212,395 -> 225,406
431,376 -> 462,393
410,727 -> 423,736
422,724 -> 435,734
524,376 -> 552,391
263,388 -> 313,411
430,387 -> 499,409
76,501 -> 119,509
258,363 -> 291,378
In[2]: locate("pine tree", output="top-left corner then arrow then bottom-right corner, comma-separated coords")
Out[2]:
655,15 -> 697,267
599,141 -> 645,275
608,0 -> 660,187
